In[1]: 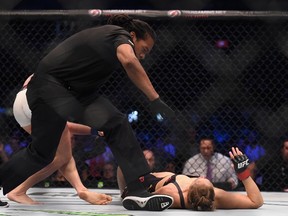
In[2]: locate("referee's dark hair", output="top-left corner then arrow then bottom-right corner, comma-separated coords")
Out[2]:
107,14 -> 156,41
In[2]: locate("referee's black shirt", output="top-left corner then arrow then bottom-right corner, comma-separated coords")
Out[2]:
37,25 -> 133,92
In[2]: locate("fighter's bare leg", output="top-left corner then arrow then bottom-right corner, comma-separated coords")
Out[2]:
8,124 -> 111,205
59,157 -> 112,205
7,125 -> 70,204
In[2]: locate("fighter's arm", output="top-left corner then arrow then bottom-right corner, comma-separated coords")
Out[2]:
116,43 -> 159,101
66,122 -> 104,136
214,177 -> 263,209
214,147 -> 263,209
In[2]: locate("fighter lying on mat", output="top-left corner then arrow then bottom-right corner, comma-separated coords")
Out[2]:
117,147 -> 263,210
9,74 -> 112,205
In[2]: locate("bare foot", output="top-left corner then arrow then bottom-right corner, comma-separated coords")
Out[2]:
7,192 -> 40,205
78,190 -> 112,205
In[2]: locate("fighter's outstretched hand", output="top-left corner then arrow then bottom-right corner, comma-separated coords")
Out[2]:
229,147 -> 250,181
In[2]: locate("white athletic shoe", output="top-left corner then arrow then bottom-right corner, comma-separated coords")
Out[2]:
122,194 -> 173,211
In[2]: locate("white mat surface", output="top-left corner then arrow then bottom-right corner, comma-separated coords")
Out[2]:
1,188 -> 287,216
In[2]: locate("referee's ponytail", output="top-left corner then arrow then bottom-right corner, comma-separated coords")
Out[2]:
107,14 -> 156,41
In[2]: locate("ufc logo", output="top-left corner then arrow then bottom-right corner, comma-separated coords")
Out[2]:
237,159 -> 249,169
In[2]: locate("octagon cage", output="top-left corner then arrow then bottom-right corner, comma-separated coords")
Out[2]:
0,10 -> 287,191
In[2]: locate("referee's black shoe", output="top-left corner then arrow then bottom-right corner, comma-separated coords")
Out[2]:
122,190 -> 173,211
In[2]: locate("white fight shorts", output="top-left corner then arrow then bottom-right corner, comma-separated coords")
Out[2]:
13,88 -> 32,127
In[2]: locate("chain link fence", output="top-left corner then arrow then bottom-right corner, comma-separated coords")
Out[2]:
0,10 -> 287,191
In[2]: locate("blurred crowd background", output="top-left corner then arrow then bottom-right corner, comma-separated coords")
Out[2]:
0,1 -> 288,192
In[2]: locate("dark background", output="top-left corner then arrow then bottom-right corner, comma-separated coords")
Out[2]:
1,0 -> 288,11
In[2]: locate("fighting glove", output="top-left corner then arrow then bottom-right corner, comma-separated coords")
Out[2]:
231,154 -> 250,181
150,98 -> 175,119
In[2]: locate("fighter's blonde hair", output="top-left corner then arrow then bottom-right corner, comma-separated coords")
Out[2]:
187,182 -> 215,211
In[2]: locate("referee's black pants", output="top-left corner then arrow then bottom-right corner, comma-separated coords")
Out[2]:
0,74 -> 150,194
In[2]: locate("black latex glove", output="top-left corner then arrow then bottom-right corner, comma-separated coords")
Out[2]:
150,98 -> 175,119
